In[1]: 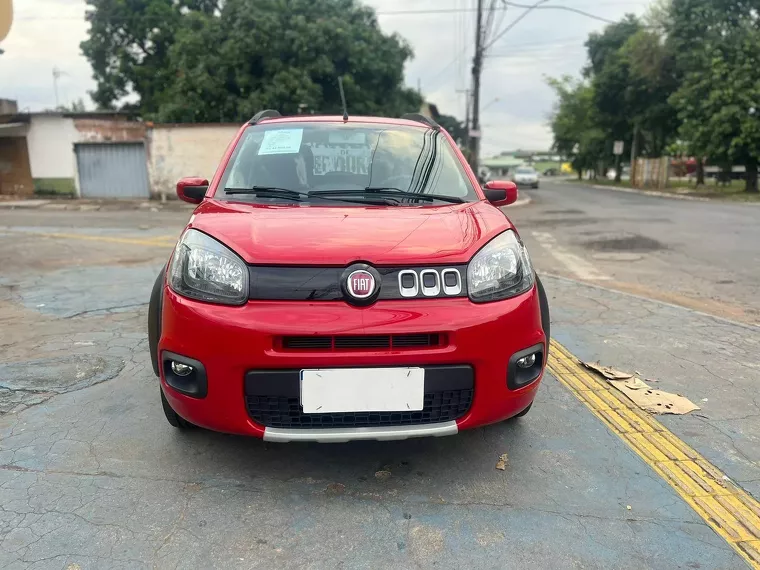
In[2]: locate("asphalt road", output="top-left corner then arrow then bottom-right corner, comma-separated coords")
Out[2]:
509,179 -> 760,324
0,201 -> 759,569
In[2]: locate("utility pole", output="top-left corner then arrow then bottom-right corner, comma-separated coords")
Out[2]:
456,88 -> 471,150
468,0 -> 484,174
630,123 -> 639,187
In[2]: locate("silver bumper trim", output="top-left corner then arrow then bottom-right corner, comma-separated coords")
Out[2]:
263,421 -> 459,443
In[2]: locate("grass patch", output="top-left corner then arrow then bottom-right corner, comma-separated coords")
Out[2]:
568,178 -> 760,201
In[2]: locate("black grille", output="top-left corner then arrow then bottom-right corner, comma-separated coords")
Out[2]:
393,333 -> 440,347
246,388 -> 472,429
281,333 -> 442,350
281,336 -> 332,350
335,335 -> 390,349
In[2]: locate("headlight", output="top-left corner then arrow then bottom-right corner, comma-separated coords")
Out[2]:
467,230 -> 534,302
168,229 -> 248,305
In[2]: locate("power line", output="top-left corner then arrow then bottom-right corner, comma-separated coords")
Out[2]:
374,2 -> 643,17
421,46 -> 469,89
499,2 -> 616,24
483,0 -> 550,51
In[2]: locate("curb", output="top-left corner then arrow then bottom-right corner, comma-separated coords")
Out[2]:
0,199 -> 196,212
0,200 -> 52,209
581,182 -> 760,205
588,184 -> 711,202
504,196 -> 531,208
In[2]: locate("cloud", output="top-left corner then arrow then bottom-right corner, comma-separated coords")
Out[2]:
0,0 -> 93,110
0,0 -> 650,153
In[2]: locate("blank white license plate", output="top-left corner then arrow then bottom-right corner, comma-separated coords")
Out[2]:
300,368 -> 424,414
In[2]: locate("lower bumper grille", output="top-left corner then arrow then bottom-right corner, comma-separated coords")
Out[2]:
246,389 -> 472,429
244,365 -> 474,429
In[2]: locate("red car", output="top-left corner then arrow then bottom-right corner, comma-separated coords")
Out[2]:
148,111 -> 550,442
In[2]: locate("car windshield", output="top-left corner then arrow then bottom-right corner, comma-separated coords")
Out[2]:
216,122 -> 478,204
515,167 -> 536,174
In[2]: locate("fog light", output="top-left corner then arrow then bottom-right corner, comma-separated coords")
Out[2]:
171,361 -> 194,376
516,353 -> 536,369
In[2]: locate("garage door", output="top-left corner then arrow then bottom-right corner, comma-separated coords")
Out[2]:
75,143 -> 150,199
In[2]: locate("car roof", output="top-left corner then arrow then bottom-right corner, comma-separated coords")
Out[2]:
248,115 -> 432,129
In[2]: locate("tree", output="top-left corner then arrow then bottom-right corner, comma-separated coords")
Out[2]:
668,0 -> 760,192
81,0 -> 218,111
582,13 -> 679,180
437,114 -> 466,147
81,0 -> 422,122
547,76 -> 606,179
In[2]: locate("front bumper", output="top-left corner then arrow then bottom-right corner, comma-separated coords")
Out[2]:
159,285 -> 547,440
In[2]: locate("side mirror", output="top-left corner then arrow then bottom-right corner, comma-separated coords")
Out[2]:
483,180 -> 518,206
177,177 -> 209,204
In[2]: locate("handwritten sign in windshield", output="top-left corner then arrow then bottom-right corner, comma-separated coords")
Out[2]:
258,129 -> 304,155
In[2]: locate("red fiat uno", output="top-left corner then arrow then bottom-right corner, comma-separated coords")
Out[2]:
148,111 -> 550,442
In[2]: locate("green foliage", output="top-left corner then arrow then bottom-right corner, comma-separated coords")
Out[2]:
81,0 -> 422,121
584,15 -> 678,160
437,114 -> 466,146
668,0 -> 760,191
547,76 -> 606,176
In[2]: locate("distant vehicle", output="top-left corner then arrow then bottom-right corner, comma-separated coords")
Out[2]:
606,166 -> 630,181
543,168 -> 558,177
148,110 -> 550,443
512,166 -> 539,189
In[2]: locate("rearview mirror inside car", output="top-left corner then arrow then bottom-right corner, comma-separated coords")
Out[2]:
177,177 -> 209,204
483,180 -> 518,206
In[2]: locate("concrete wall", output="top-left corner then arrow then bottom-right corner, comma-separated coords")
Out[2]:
148,124 -> 240,198
26,115 -> 79,181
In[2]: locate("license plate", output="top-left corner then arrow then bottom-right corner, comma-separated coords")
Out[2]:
300,368 -> 424,414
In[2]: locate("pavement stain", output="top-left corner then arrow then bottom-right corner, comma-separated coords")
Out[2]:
581,234 -> 666,253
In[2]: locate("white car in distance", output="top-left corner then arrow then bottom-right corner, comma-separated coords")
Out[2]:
512,166 -> 539,189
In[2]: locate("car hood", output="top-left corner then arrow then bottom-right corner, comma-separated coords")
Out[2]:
188,199 -> 513,265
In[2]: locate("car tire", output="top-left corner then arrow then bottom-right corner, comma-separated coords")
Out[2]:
536,274 -> 550,346
148,267 -> 165,377
512,402 -> 532,418
161,387 -> 193,429
532,183 -> 539,189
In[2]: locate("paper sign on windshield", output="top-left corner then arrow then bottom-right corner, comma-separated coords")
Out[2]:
258,129 -> 303,155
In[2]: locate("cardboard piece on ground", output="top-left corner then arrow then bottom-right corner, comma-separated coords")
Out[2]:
495,453 -> 508,470
581,360 -> 700,415
581,361 -> 634,380
609,380 -> 700,414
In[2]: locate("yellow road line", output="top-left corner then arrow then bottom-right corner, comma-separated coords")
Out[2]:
3,229 -> 177,248
549,340 -> 760,568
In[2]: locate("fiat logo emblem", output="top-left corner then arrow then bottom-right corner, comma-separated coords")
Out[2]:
347,270 -> 375,299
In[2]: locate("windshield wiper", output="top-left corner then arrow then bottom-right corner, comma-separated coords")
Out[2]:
313,187 -> 465,204
223,186 -> 398,206
224,186 -> 307,200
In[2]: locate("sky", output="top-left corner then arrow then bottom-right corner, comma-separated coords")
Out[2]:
0,0 -> 650,157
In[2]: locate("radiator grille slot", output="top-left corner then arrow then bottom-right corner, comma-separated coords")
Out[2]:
281,333 -> 444,351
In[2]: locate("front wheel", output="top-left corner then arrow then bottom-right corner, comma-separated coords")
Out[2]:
161,388 -> 194,429
512,402 -> 532,418
148,268 -> 165,377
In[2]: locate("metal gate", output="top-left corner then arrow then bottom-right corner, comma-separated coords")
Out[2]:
75,143 -> 150,199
